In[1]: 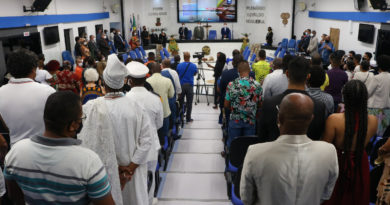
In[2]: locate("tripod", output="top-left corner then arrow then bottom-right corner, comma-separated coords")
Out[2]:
195,60 -> 210,106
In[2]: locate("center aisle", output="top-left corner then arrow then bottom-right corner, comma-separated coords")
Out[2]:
157,103 -> 230,205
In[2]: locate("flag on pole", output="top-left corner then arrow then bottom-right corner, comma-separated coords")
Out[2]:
132,14 -> 137,32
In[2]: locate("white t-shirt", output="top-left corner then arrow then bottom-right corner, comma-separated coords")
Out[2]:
354,71 -> 374,87
0,78 -> 55,146
35,68 -> 52,85
354,65 -> 361,73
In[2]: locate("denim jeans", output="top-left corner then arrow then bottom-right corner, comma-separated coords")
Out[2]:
227,120 -> 256,148
158,117 -> 170,146
168,97 -> 177,129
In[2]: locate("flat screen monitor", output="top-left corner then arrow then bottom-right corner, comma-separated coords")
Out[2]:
177,0 -> 237,23
43,26 -> 59,45
358,24 -> 375,44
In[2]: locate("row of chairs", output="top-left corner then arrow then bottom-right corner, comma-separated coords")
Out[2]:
182,30 -> 232,40
274,38 -> 302,58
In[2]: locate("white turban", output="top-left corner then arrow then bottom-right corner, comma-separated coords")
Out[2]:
84,68 -> 99,82
103,54 -> 128,89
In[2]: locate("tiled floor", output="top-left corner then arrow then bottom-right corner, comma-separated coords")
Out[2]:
158,103 -> 230,205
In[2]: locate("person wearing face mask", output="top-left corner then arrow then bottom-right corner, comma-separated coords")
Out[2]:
221,22 -> 231,40
114,29 -> 126,52
179,23 -> 189,40
307,30 -> 319,56
319,36 -> 335,69
98,33 -> 110,58
300,29 -> 311,53
79,38 -> 91,59
3,91 -> 116,205
79,54 -> 153,205
0,49 -> 56,152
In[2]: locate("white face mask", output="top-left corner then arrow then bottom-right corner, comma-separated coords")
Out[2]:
78,63 -> 83,67
118,32 -> 121,35
310,33 -> 314,37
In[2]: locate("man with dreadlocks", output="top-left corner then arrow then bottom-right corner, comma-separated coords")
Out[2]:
323,80 -> 378,205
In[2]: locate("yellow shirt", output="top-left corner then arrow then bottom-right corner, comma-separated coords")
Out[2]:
146,73 -> 175,118
320,74 -> 329,91
252,60 -> 271,84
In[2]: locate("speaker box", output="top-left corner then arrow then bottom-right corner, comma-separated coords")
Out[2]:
32,0 -> 52,12
354,0 -> 364,10
370,0 -> 388,10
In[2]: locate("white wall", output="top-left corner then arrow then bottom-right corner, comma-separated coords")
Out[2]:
123,0 -> 293,47
0,0 -> 122,62
294,0 -> 382,55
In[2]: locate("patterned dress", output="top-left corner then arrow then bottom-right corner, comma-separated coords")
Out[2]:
57,70 -> 79,94
225,76 -> 262,125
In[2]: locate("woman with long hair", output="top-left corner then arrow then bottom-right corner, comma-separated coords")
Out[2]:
206,52 -> 227,109
323,80 -> 378,205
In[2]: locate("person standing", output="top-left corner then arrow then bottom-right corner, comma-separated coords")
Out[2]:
206,52 -> 227,109
161,59 -> 182,132
323,80 -> 378,205
241,93 -> 339,205
79,54 -> 153,205
221,23 -> 231,40
141,26 -> 150,46
194,22 -> 205,40
308,65 -> 334,117
225,61 -> 262,147
366,55 -> 390,137
126,61 -> 164,204
179,23 -> 189,40
88,35 -> 100,60
74,36 -> 82,57
114,29 -> 126,52
3,91 -> 115,205
177,52 -> 198,123
325,52 -> 348,112
159,30 -> 168,48
0,50 -> 55,148
307,30 -> 319,56
353,60 -> 374,88
319,36 -> 335,69
252,50 -> 271,84
147,62 -> 175,145
257,57 -> 326,142
266,27 -> 273,46
150,29 -> 159,44
262,57 -> 288,99
97,33 -> 110,58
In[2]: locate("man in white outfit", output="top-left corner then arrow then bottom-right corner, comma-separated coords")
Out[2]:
126,61 -> 164,205
240,93 -> 339,205
79,54 -> 153,205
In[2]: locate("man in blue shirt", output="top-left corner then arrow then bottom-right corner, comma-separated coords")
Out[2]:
177,52 -> 198,123
319,36 -> 335,69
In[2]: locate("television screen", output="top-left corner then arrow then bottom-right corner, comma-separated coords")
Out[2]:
43,26 -> 59,45
177,0 -> 237,23
358,24 -> 375,44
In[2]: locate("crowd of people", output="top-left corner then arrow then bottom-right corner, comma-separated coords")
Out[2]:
0,26 -> 390,205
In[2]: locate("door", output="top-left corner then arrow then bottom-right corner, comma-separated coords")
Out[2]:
64,29 -> 71,52
95,24 -> 103,36
330,28 -> 340,50
78,27 -> 87,38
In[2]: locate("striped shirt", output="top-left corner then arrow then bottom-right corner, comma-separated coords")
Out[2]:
4,135 -> 111,205
308,87 -> 334,116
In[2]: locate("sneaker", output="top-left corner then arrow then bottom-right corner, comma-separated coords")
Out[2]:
186,119 -> 194,123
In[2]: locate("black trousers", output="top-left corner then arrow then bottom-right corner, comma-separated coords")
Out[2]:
179,83 -> 194,121
214,76 -> 220,106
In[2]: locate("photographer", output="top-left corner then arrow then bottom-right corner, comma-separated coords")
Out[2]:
206,52 -> 227,109
177,52 -> 198,123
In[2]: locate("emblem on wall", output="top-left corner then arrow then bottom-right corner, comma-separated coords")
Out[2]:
280,13 -> 291,25
156,18 -> 161,26
202,45 -> 211,56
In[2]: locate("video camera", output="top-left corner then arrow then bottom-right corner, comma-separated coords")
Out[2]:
193,52 -> 205,64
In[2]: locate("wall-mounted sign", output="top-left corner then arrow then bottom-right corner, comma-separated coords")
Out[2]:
23,32 -> 30,37
245,6 -> 266,24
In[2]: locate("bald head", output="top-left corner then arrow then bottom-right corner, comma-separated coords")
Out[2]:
149,62 -> 161,74
278,93 -> 314,135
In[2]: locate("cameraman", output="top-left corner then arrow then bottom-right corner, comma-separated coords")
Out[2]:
177,52 -> 198,123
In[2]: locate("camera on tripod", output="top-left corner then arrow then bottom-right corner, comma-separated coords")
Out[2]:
193,52 -> 205,64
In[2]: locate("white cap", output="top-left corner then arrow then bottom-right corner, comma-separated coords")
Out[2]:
126,61 -> 149,78
103,54 -> 128,89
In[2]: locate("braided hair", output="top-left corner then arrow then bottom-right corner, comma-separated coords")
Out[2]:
341,80 -> 368,189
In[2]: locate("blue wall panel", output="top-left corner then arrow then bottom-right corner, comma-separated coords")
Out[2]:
309,11 -> 390,23
0,12 -> 110,29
